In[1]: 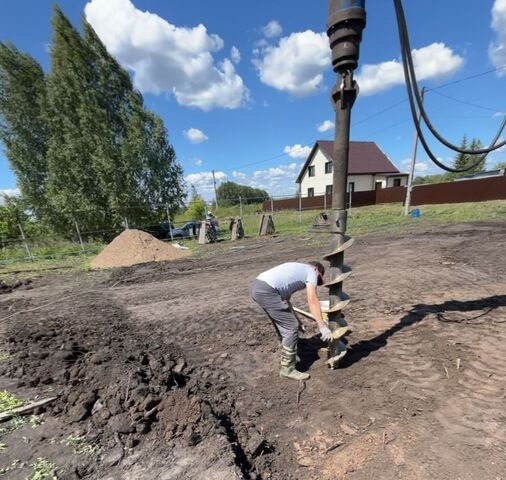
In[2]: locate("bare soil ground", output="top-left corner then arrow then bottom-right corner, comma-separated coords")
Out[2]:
1,221 -> 505,479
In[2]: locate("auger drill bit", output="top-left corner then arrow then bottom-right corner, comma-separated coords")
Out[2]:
324,0 -> 366,368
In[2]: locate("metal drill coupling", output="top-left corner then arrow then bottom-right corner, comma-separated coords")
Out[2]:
327,0 -> 367,73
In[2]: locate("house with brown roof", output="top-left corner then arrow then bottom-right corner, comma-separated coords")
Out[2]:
296,140 -> 408,197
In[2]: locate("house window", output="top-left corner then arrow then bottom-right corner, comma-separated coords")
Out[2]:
347,182 -> 355,193
375,181 -> 383,190
307,188 -> 314,197
325,161 -> 333,174
393,178 -> 401,187
308,166 -> 315,177
326,185 -> 333,196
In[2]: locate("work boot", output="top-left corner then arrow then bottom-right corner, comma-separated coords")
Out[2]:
280,346 -> 310,381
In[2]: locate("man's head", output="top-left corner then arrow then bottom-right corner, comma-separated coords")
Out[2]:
308,261 -> 325,286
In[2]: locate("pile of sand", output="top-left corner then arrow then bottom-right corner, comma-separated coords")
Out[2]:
91,229 -> 190,269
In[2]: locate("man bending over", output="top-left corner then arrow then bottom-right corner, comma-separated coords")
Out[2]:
250,261 -> 332,380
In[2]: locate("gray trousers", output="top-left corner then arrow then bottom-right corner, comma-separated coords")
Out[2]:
250,279 -> 298,350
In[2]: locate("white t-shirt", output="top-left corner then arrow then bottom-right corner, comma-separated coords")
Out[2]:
257,262 -> 318,300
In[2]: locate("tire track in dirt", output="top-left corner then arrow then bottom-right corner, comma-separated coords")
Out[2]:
431,304 -> 506,452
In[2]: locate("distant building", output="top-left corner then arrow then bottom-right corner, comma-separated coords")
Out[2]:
296,140 -> 408,197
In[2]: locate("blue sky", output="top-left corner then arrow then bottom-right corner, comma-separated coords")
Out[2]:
1,0 -> 505,200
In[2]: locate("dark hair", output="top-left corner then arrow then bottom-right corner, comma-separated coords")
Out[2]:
308,261 -> 325,285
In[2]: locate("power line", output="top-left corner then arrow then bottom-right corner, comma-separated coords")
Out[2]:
426,65 -> 506,93
218,64 -> 506,174
430,90 -> 503,114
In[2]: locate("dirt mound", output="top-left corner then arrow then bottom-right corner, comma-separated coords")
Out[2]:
90,228 -> 189,269
1,290 -> 266,478
1,293 -> 190,447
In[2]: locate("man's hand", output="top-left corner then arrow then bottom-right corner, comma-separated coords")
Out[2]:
319,325 -> 333,342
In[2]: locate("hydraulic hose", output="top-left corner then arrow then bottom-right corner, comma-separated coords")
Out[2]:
393,0 -> 506,171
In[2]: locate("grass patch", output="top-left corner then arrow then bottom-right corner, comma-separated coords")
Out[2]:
0,391 -> 24,414
2,200 -> 505,274
0,415 -> 28,436
61,435 -> 102,457
0,240 -> 104,265
29,458 -> 57,480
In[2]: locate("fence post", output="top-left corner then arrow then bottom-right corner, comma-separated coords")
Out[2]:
239,196 -> 243,218
18,223 -> 34,262
74,219 -> 85,253
298,192 -> 302,223
270,197 -> 274,214
165,204 -> 174,242
124,216 -> 129,230
324,193 -> 327,211
348,186 -> 352,217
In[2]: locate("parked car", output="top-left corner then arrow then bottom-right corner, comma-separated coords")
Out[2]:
171,221 -> 199,239
141,222 -> 174,240
172,219 -> 221,239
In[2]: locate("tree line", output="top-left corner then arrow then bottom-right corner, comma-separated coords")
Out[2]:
414,135 -> 504,185
0,6 -> 184,240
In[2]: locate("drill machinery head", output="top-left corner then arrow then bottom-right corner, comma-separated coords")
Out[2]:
327,0 -> 367,74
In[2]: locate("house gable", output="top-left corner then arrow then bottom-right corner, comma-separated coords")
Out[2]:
296,140 -> 400,184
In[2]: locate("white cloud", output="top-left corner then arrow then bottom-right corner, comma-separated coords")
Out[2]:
356,43 -> 464,96
0,188 -> 20,203
230,46 -> 241,64
186,171 -> 226,185
184,128 -> 209,144
194,158 -> 203,166
493,111 -> 505,117
284,144 -> 312,159
317,120 -> 334,133
231,163 -> 301,195
185,171 -> 227,199
253,30 -> 330,96
400,158 -> 428,173
489,0 -> 506,75
85,0 -> 248,110
232,171 -> 247,180
261,20 -> 282,38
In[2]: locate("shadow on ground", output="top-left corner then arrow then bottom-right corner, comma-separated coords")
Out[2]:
298,295 -> 506,371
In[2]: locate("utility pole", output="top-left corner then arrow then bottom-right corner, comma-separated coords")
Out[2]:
403,87 -> 425,216
325,0 -> 366,368
212,170 -> 219,209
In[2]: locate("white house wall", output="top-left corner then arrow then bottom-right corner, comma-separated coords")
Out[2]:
299,147 -> 407,195
299,151 -> 377,195
386,176 -> 408,187
347,175 -> 374,191
299,150 -> 333,195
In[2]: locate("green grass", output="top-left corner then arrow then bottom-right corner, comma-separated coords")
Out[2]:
1,200 -> 504,275
61,435 -> 102,457
0,391 -> 24,415
0,415 -> 28,436
209,200 -> 506,238
0,240 -> 104,265
29,458 -> 57,480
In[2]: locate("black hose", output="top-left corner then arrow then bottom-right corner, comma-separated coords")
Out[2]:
393,0 -> 506,172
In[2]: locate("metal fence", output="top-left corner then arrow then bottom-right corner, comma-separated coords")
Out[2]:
0,195 -> 334,266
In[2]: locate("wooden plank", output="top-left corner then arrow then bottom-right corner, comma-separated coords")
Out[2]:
0,397 -> 57,422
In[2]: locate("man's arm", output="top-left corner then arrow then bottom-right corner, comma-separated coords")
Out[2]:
306,285 -> 325,328
306,284 -> 333,341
